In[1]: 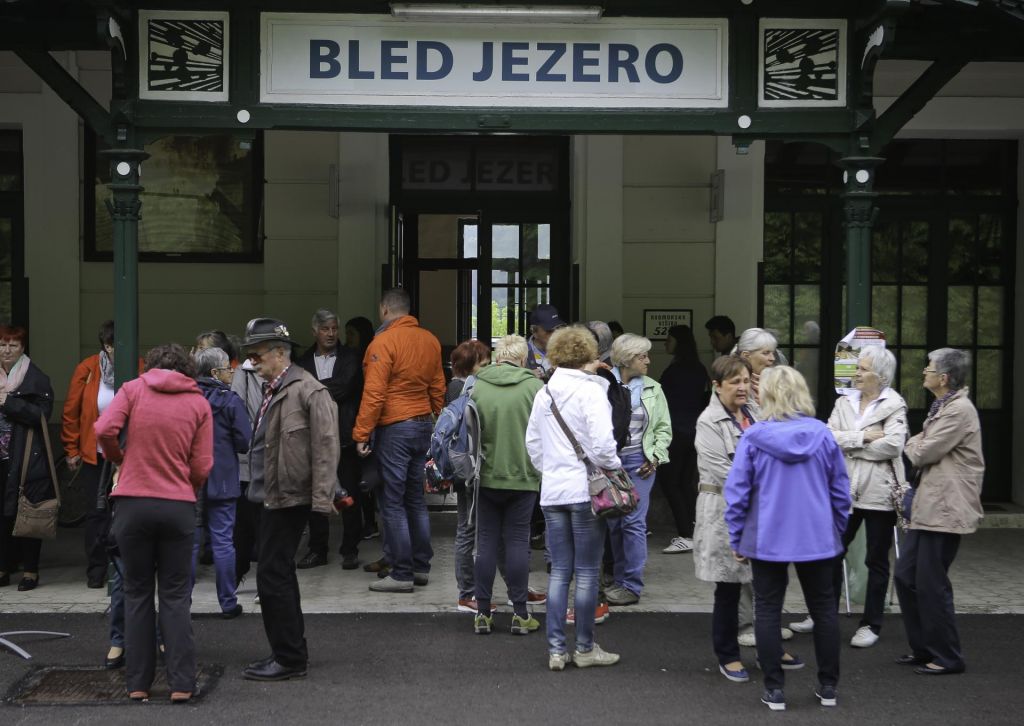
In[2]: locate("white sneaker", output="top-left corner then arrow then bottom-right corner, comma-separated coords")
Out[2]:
738,629 -> 792,647
548,652 -> 571,671
789,616 -> 814,633
253,594 -> 260,606
850,625 -> 879,648
662,537 -> 694,554
574,643 -> 620,668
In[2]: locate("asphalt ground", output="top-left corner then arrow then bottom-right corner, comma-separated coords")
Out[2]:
1,611 -> 1022,725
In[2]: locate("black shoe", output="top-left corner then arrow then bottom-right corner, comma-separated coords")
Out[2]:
914,663 -> 965,675
17,576 -> 38,592
0,573 -> 9,587
105,652 -> 125,669
895,654 -> 930,666
243,660 -> 308,681
87,577 -> 105,589
296,551 -> 327,569
246,654 -> 276,670
341,555 -> 359,570
221,604 -> 243,619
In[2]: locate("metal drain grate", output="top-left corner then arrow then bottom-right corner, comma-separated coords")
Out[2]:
5,664 -> 222,706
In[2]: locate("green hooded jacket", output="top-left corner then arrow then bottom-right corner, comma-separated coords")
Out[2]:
471,363 -> 544,491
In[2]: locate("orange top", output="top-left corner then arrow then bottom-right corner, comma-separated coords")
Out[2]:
61,353 -> 143,465
352,316 -> 446,442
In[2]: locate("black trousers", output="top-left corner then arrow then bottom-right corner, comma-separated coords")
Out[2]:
234,484 -> 262,581
752,558 -> 840,691
77,456 -> 110,582
257,504 -> 310,668
894,529 -> 964,670
658,435 -> 699,538
111,497 -> 196,694
0,515 -> 42,574
307,448 -> 364,557
712,581 -> 742,665
474,488 -> 536,617
832,508 -> 897,633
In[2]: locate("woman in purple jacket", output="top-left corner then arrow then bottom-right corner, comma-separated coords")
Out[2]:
724,366 -> 851,712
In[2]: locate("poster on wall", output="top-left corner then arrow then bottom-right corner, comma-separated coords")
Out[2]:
643,309 -> 693,342
758,18 -> 846,108
139,10 -> 230,102
834,327 -> 886,395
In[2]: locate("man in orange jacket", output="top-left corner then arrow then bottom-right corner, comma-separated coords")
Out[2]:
354,288 -> 445,593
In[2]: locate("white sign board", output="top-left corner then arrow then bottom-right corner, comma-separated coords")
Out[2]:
643,309 -> 693,341
260,13 -> 728,108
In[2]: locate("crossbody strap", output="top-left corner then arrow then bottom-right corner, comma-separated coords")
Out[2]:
545,386 -> 593,471
39,414 -> 60,505
20,416 -> 61,505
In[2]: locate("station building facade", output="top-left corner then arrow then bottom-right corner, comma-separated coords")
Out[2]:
0,1 -> 1022,503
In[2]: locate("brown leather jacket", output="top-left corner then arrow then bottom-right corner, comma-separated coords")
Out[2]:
260,365 -> 340,513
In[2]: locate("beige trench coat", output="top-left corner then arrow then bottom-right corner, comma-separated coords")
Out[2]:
904,389 -> 985,535
692,394 -> 759,583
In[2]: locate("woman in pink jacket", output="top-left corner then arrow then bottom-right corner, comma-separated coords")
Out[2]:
96,343 -> 213,704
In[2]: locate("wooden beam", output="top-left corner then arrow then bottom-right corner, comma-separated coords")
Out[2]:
869,54 -> 969,153
14,49 -> 113,142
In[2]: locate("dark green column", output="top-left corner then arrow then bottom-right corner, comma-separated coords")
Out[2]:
100,148 -> 148,388
839,156 -> 884,329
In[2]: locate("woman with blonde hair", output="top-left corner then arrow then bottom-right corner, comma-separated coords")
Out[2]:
725,366 -> 850,711
526,325 -> 622,670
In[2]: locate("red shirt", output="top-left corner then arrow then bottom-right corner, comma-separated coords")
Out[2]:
95,368 -> 214,502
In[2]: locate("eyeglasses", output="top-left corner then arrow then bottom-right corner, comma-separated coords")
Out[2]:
212,366 -> 235,376
922,368 -> 942,375
247,347 -> 278,362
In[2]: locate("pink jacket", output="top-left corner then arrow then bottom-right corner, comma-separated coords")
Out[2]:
95,368 -> 214,502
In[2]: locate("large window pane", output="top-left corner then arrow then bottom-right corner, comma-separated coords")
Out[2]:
947,217 -> 977,284
901,286 -> 927,345
794,347 -> 819,404
872,221 -> 899,283
763,212 -> 791,280
902,221 -> 930,283
764,285 -> 791,345
899,348 -> 927,410
978,214 -> 1004,284
0,216 -> 11,278
461,222 -> 479,259
793,213 -> 823,282
793,285 -> 820,343
977,286 -> 1004,346
871,285 -> 898,342
521,223 -> 551,285
976,350 -> 1002,410
946,286 -> 975,346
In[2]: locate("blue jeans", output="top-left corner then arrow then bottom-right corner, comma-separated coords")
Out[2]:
606,450 -> 656,596
375,419 -> 434,581
543,501 -> 606,655
191,497 -> 238,612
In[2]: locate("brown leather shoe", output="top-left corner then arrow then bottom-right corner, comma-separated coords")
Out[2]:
363,557 -> 389,573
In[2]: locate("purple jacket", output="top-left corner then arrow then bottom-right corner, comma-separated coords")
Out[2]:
724,415 -> 850,562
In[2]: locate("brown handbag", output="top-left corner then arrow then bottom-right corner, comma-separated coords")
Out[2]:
12,414 -> 61,540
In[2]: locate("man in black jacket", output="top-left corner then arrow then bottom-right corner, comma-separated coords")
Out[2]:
295,309 -> 365,570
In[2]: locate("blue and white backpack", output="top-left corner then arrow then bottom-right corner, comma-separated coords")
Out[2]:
427,376 -> 482,485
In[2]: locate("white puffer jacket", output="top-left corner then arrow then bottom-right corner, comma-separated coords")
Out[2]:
827,389 -> 908,511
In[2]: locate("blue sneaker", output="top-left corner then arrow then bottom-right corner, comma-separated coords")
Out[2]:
815,684 -> 837,707
761,688 -> 786,711
719,663 -> 750,683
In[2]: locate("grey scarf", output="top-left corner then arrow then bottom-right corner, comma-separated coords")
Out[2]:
99,350 -> 116,388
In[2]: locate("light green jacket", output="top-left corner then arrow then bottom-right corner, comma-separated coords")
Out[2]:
639,376 -> 673,465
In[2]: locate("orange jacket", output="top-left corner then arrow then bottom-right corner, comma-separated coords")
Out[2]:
61,353 -> 143,465
352,316 -> 446,442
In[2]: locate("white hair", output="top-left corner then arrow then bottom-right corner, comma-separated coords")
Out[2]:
193,346 -> 228,377
494,335 -> 527,365
735,328 -> 778,355
610,333 -> 652,368
859,346 -> 897,389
